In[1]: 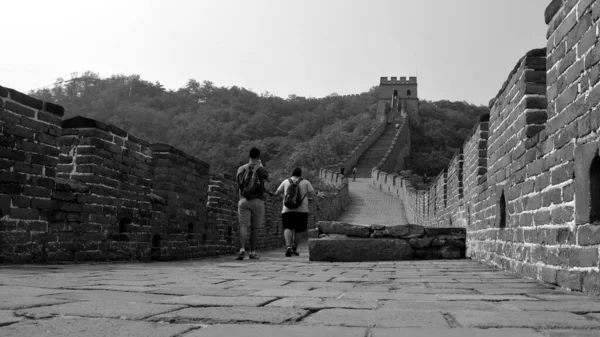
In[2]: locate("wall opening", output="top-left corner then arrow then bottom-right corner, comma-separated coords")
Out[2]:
202,233 -> 207,243
443,183 -> 447,208
118,218 -> 131,242
187,223 -> 194,240
407,89 -> 411,96
591,155 -> 600,223
151,234 -> 161,260
393,90 -> 398,97
227,226 -> 232,244
499,191 -> 507,228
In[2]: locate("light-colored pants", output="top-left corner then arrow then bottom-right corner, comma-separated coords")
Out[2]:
238,198 -> 265,232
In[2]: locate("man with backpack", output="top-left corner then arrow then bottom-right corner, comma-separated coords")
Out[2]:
235,147 -> 269,260
273,167 -> 316,257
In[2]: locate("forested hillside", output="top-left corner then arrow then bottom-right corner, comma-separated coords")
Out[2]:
29,72 -> 487,188
29,72 -> 379,182
407,100 -> 489,188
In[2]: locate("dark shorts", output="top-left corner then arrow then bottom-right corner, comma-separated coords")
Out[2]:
281,212 -> 308,232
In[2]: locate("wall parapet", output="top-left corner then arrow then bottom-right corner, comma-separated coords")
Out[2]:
0,84 -> 352,262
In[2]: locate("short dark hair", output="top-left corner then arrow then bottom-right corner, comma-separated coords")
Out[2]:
292,167 -> 302,177
249,147 -> 260,159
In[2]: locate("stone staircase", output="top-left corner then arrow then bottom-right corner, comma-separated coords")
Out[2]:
352,123 -> 398,178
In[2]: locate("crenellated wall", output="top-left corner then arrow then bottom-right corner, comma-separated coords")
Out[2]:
0,86 -> 351,262
371,0 -> 600,296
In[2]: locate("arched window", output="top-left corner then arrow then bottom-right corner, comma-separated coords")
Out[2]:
393,90 -> 398,97
591,155 -> 600,223
499,191 -> 507,228
407,90 -> 412,96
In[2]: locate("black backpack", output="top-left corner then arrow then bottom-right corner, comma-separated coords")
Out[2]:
237,165 -> 263,200
283,178 -> 305,209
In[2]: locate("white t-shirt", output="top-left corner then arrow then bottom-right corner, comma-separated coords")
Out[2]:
276,177 -> 315,213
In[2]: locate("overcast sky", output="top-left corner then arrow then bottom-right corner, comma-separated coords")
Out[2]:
3,0 -> 549,106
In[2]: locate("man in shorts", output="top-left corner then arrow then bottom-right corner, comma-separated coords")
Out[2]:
273,167 -> 316,257
235,147 -> 269,260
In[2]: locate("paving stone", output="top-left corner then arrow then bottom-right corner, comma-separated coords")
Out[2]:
267,297 -> 378,309
150,286 -> 254,296
65,285 -> 159,292
0,296 -> 72,310
0,310 -> 22,326
438,294 -> 538,301
149,306 -> 307,324
217,280 -> 288,289
372,328 -> 544,337
475,288 -> 561,295
156,295 -> 276,307
341,291 -> 439,301
0,317 -> 190,337
302,308 -> 449,327
282,281 -> 356,291
45,290 -> 172,303
15,300 -> 184,320
452,310 -> 600,328
184,324 -> 366,337
500,300 -> 600,312
247,289 -> 343,298
381,300 -> 501,311
541,330 -> 600,337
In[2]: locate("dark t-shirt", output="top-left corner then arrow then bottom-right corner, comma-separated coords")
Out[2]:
236,163 -> 269,200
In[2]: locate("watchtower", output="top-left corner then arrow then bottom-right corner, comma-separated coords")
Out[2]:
377,76 -> 419,122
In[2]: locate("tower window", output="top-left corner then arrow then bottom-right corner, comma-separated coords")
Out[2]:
407,90 -> 411,96
393,90 -> 398,97
590,155 -> 600,223
499,191 -> 507,228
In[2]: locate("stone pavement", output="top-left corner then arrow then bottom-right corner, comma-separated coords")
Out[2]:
337,178 -> 409,226
1,243 -> 600,336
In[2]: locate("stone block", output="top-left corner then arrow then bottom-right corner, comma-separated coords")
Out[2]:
386,224 -> 425,238
316,221 -> 371,237
308,238 -> 414,262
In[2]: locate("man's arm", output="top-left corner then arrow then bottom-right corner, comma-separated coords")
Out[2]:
273,180 -> 285,197
306,181 -> 317,199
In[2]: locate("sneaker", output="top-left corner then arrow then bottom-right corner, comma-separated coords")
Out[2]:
249,252 -> 260,259
285,246 -> 292,257
236,251 -> 245,260
291,247 -> 299,256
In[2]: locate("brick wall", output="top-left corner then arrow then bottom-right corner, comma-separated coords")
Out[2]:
0,85 -> 352,262
0,87 -> 64,262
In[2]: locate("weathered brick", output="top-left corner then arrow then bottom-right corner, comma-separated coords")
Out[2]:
552,206 -> 575,225
585,41 -> 600,70
10,207 -> 40,220
557,269 -> 583,291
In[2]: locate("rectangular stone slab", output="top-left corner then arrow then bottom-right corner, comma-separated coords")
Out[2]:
309,238 -> 414,262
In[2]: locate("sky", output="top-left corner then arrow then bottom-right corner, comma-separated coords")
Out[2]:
2,0 -> 549,106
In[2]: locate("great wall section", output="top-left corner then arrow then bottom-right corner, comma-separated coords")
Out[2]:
1,0 -> 600,301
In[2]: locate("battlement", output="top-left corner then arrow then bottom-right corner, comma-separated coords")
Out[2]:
380,76 -> 417,85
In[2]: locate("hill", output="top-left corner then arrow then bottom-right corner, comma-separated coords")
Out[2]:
29,72 -> 487,187
405,100 -> 489,188
29,72 -> 380,183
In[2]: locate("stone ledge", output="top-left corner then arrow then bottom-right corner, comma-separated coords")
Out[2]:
309,222 -> 466,262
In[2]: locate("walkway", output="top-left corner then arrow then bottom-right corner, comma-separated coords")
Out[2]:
1,244 -> 600,336
353,123 -> 398,178
337,178 -> 408,226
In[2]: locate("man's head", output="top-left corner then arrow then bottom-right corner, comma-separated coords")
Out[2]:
249,147 -> 260,159
292,167 -> 302,177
